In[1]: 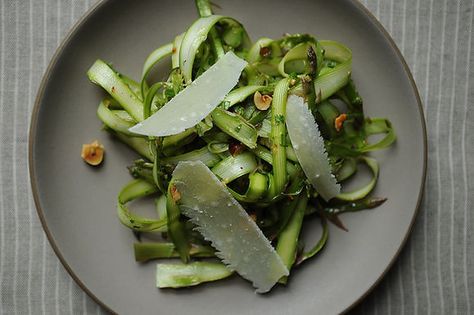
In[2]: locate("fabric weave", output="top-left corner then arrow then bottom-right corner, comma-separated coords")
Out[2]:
0,0 -> 472,314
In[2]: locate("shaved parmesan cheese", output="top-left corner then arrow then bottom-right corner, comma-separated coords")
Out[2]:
172,161 -> 289,293
129,51 -> 247,136
286,95 -> 340,201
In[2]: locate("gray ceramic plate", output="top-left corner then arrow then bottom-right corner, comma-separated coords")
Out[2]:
29,0 -> 426,314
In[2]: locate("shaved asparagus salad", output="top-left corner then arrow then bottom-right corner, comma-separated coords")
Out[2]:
87,0 -> 396,293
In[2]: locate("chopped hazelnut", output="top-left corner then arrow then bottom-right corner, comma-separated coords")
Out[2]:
229,142 -> 245,156
170,184 -> 181,202
334,113 -> 348,132
81,140 -> 104,166
259,46 -> 271,57
253,91 -> 272,110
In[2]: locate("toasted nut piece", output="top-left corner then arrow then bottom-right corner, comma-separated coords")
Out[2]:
259,46 -> 271,57
253,91 -> 272,110
170,184 -> 181,202
229,142 -> 245,157
334,113 -> 347,132
81,140 -> 104,166
249,213 -> 257,222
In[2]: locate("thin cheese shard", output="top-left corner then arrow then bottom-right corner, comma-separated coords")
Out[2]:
286,95 -> 341,201
172,161 -> 289,293
129,51 -> 247,136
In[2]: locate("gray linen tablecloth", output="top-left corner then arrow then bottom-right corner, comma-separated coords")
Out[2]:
0,0 -> 473,314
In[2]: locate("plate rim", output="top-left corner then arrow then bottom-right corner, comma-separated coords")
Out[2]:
28,0 -> 428,314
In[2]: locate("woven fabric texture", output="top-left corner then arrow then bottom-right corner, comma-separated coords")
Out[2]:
0,0 -> 473,314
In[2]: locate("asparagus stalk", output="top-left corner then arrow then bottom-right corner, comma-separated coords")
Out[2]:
156,262 -> 233,288
134,243 -> 215,262
270,78 -> 291,196
276,192 -> 308,284
166,180 -> 191,263
195,0 -> 225,58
